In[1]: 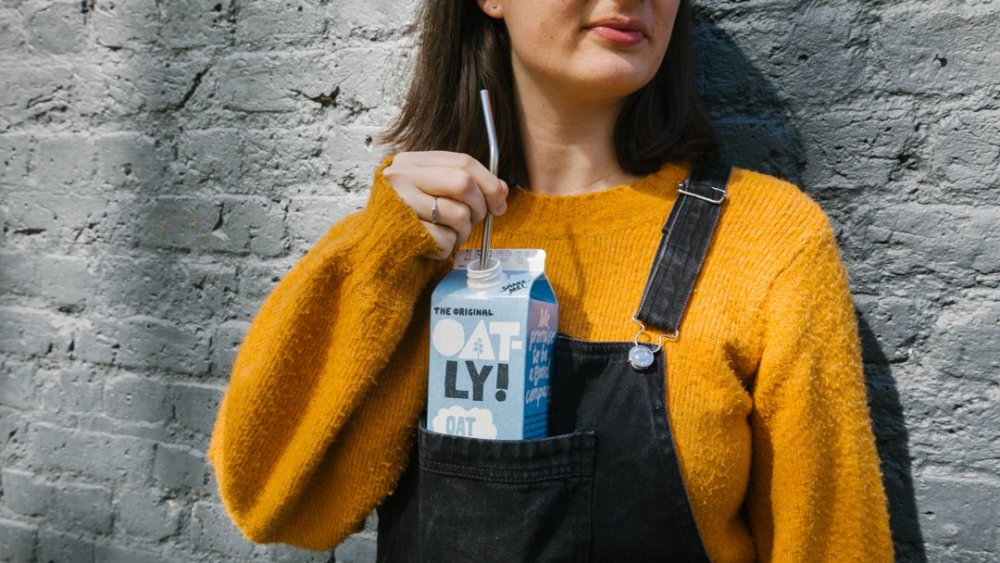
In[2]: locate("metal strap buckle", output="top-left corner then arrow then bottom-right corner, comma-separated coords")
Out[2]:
678,181 -> 727,205
629,314 -> 679,370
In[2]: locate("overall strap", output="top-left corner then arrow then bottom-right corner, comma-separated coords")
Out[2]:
635,160 -> 731,333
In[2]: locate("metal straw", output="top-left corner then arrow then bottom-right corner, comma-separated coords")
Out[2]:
479,89 -> 499,270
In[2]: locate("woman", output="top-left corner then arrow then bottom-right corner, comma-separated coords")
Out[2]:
208,0 -> 894,561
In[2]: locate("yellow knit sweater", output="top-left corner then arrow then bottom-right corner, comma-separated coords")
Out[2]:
207,159 -> 893,562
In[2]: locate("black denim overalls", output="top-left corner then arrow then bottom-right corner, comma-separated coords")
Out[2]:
375,161 -> 732,563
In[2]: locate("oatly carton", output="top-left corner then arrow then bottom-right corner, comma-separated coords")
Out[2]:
428,249 -> 558,440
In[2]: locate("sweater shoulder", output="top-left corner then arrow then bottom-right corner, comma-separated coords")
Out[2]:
722,167 -> 837,258
698,166 -> 844,298
728,168 -> 830,230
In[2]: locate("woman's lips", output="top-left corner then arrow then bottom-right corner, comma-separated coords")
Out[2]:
587,23 -> 645,46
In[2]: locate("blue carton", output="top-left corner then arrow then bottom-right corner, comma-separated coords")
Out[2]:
428,249 -> 558,440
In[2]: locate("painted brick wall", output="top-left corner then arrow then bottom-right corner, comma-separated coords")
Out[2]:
0,1 -> 996,562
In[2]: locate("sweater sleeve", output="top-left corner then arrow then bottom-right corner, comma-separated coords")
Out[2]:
207,160 -> 444,549
746,222 -> 894,562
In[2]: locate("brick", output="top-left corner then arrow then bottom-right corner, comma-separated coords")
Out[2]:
233,262 -> 290,321
869,4 -> 1000,96
32,133 -> 97,192
233,0 -> 327,47
924,546 -> 997,563
3,469 -> 115,536
98,57 -> 212,115
0,64 -> 76,129
0,406 -> 28,459
0,9 -> 27,53
0,133 -> 32,187
899,374 -> 1000,472
27,423 -> 154,482
219,196 -> 288,257
334,530 -> 378,563
287,195 -> 366,252
132,195 -> 287,256
96,258 -> 238,324
156,0 -> 235,50
25,2 -> 87,55
53,480 -> 114,534
798,104 -> 918,191
240,126 -> 330,189
35,529 -> 94,563
880,205 -> 1000,288
216,52 -> 333,114
36,366 -> 103,415
103,374 -> 171,423
267,542 -> 336,563
133,196 -> 222,252
329,0 -> 417,41
0,518 -> 36,563
153,443 -> 207,490
320,125 -> 388,188
712,118 -> 800,185
210,320 -> 249,379
933,300 -> 1000,382
0,193 -> 110,245
117,487 -> 182,541
90,1 -> 159,50
189,500 -> 254,558
94,131 -> 169,190
110,316 -> 210,375
175,128 -> 242,186
0,361 -> 35,409
75,316 -> 210,375
73,319 -> 116,365
92,544 -> 170,563
0,252 -> 97,308
334,512 -> 379,559
917,477 -> 1000,553
325,47 -> 408,126
718,5 -> 869,107
168,382 -> 222,437
0,306 -> 68,357
928,110 -> 1000,200
0,468 -> 49,517
854,296 -> 922,364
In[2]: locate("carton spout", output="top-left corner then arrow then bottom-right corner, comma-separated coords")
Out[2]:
466,256 -> 505,290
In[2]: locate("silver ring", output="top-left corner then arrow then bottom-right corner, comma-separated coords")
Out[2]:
430,197 -> 440,225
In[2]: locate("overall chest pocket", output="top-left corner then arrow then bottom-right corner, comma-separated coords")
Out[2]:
416,427 -> 596,563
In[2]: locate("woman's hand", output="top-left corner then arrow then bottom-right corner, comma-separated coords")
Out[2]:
383,151 -> 509,259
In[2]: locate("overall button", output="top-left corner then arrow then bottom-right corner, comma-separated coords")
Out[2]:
628,345 -> 655,370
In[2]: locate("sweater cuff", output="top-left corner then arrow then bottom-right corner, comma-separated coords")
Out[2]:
346,159 -> 443,305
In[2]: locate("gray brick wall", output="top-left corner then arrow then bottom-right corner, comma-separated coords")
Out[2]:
0,1 -> 996,562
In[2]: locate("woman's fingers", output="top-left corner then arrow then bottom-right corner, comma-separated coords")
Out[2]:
390,152 -> 509,217
420,220 -> 458,260
430,196 -> 474,243
393,184 -> 474,244
384,151 -> 511,260
396,166 -> 488,224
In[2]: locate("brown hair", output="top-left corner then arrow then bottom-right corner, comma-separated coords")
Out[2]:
383,0 -> 718,187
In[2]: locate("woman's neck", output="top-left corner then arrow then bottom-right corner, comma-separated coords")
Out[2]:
515,80 -> 641,195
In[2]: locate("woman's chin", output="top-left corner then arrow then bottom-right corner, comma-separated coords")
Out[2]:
573,56 -> 657,92
571,70 -> 654,101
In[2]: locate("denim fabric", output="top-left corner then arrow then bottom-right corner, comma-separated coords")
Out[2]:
376,339 -> 710,562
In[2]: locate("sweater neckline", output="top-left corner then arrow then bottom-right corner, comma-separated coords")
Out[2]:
494,161 -> 691,237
